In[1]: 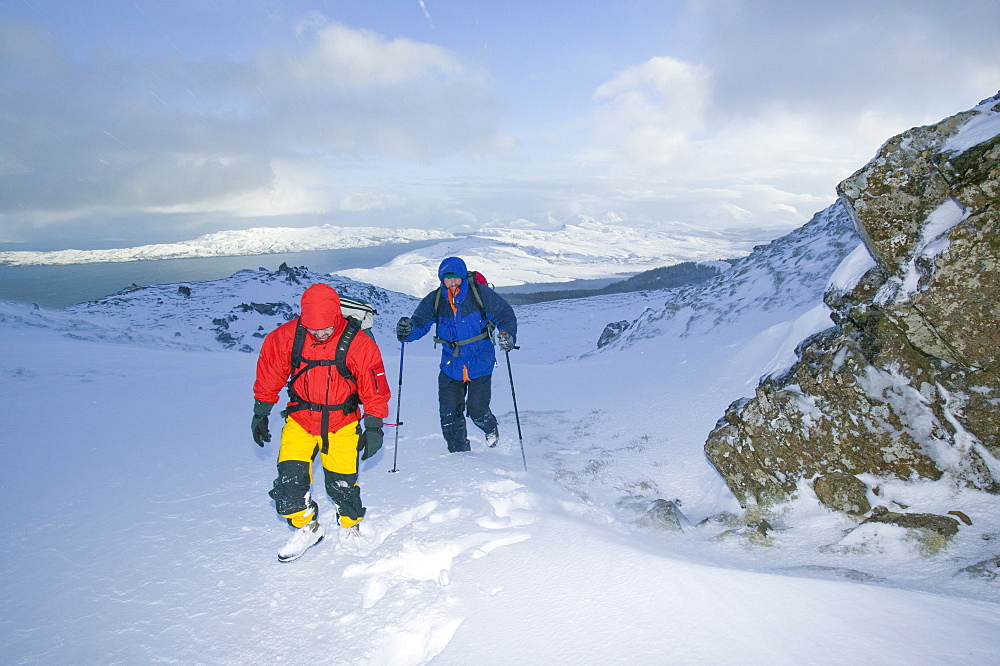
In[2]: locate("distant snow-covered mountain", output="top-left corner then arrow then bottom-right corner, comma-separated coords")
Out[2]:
0,219 -> 790,303
0,225 -> 457,266
336,219 -> 784,296
0,203 -> 854,376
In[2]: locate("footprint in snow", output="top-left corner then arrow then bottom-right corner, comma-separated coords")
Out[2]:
341,475 -> 534,610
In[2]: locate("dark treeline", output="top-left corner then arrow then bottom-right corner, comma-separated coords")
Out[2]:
502,260 -> 732,305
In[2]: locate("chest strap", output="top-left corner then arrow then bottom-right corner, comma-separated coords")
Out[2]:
283,321 -> 362,453
433,329 -> 492,357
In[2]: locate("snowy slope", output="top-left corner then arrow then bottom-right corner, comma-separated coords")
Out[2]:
56,264 -> 419,354
2,216 -> 999,664
606,202 -> 858,348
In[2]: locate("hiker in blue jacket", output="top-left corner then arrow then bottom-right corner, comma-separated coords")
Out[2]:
396,257 -> 518,453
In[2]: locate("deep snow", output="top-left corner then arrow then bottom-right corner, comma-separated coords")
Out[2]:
2,212 -> 999,664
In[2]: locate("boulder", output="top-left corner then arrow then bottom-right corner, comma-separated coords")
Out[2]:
862,506 -> 961,538
813,473 -> 871,515
636,499 -> 687,531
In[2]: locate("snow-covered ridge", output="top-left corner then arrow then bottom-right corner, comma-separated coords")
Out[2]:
603,202 -> 859,354
942,93 -> 1000,153
42,265 -> 420,353
0,225 -> 458,266
336,220 -> 782,297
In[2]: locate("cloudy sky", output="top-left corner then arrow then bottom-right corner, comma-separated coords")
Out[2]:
1,0 -> 998,250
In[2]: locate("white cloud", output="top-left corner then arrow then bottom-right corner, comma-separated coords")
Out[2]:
587,56 -> 710,167
271,20 -> 464,91
0,17 -> 508,240
565,0 -> 1000,231
144,158 -> 334,218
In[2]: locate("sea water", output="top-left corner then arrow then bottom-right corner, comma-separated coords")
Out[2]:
0,241 -> 441,309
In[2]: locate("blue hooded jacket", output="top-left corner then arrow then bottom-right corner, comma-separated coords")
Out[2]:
403,257 -> 518,381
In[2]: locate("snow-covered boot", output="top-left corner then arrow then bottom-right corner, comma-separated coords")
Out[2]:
485,427 -> 500,448
339,524 -> 362,545
338,522 -> 373,556
277,520 -> 324,563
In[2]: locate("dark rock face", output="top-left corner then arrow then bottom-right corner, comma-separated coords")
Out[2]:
705,94 -> 1000,508
597,320 -> 631,348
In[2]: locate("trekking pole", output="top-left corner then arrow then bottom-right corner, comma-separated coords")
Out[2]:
504,347 -> 527,471
389,342 -> 405,473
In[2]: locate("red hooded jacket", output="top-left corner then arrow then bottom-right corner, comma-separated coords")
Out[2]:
254,284 -> 390,435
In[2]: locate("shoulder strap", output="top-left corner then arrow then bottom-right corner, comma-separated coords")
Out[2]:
290,321 -> 307,367
466,271 -> 487,317
333,319 -> 361,383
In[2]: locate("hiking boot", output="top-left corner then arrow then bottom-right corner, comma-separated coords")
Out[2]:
277,520 -> 324,563
448,441 -> 472,453
485,428 -> 500,448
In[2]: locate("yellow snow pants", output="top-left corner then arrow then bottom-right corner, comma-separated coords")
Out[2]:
275,418 -> 364,529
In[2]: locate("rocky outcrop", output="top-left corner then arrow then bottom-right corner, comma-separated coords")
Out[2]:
705,93 -> 1000,508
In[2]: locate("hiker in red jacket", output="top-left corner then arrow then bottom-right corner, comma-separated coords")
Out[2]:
252,283 -> 391,562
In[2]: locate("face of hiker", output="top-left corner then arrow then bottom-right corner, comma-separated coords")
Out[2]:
443,277 -> 462,290
307,326 -> 336,342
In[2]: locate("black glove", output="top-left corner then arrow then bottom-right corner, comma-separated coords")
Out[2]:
396,317 -> 413,342
252,400 -> 274,447
498,331 -> 516,351
359,415 -> 384,461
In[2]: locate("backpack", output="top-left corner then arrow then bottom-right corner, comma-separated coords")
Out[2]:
432,271 -> 495,355
339,295 -> 378,337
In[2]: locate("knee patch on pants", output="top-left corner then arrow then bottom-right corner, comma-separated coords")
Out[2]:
324,469 -> 365,524
269,460 -> 313,517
